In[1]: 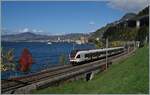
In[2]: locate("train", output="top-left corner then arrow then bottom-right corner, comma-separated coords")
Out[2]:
69,47 -> 125,65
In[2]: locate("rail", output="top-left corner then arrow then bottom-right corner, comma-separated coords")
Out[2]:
2,48 -> 135,94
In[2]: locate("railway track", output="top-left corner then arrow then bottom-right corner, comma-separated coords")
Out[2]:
2,57 -> 105,93
1,49 -> 132,94
1,64 -> 73,93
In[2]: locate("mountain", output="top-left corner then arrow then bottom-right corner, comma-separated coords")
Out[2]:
3,6 -> 148,43
17,32 -> 36,37
89,25 -> 110,40
89,13 -> 136,41
119,13 -> 136,22
104,6 -> 149,41
90,6 -> 149,41
137,6 -> 149,17
2,32 -> 89,42
2,32 -> 43,42
62,33 -> 89,40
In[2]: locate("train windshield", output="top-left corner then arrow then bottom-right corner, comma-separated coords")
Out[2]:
70,50 -> 78,58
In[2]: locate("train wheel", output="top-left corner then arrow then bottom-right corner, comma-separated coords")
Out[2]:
71,62 -> 77,66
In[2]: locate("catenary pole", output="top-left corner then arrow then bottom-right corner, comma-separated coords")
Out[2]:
106,38 -> 108,70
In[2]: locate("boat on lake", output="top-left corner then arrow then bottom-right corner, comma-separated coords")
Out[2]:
47,42 -> 52,44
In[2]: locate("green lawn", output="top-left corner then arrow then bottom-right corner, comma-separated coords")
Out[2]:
33,46 -> 149,94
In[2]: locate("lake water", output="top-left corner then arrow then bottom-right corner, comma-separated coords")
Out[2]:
1,42 -> 95,79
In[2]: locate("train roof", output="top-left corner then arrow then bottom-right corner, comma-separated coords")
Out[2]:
76,47 -> 124,55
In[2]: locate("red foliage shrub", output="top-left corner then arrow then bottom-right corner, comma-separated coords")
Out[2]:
18,48 -> 33,72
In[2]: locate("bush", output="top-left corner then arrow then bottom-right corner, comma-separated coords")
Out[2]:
1,48 -> 16,71
136,26 -> 149,46
59,54 -> 67,65
18,48 -> 33,72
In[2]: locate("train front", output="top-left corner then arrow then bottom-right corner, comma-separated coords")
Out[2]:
69,50 -> 79,65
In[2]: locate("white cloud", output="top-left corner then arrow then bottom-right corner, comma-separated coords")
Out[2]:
107,0 -> 149,13
22,28 -> 29,32
37,30 -> 43,33
32,29 -> 37,33
19,28 -> 29,33
32,29 -> 43,33
89,21 -> 95,25
18,28 -> 44,34
89,29 -> 96,32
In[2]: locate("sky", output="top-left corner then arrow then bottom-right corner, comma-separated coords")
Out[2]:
1,0 -> 149,35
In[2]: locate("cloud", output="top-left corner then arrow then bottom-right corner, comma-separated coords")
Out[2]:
1,28 -> 9,35
107,0 -> 149,13
1,28 -> 19,35
32,29 -> 43,33
37,30 -> 43,33
19,28 -> 44,34
19,28 -> 29,33
89,21 -> 95,25
32,29 -> 37,33
89,29 -> 96,32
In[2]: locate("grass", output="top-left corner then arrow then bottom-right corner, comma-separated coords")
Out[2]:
32,46 -> 149,94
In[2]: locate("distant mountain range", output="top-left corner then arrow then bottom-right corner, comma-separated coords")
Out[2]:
2,6 -> 148,42
1,12 -> 137,42
2,32 -> 89,42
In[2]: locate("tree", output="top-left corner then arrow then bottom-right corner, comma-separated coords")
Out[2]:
1,48 -> 16,71
59,54 -> 67,65
136,26 -> 148,46
18,48 -> 33,72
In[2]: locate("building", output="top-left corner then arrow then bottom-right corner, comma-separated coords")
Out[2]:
80,36 -> 88,44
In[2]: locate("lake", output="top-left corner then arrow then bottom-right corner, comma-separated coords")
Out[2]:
1,42 -> 95,79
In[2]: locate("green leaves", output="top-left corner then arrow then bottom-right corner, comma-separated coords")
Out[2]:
1,48 -> 16,71
59,54 -> 67,65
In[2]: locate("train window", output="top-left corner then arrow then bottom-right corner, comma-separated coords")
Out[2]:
85,53 -> 91,58
76,55 -> 80,58
85,54 -> 88,58
101,51 -> 105,54
70,50 -> 78,58
94,52 -> 98,57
